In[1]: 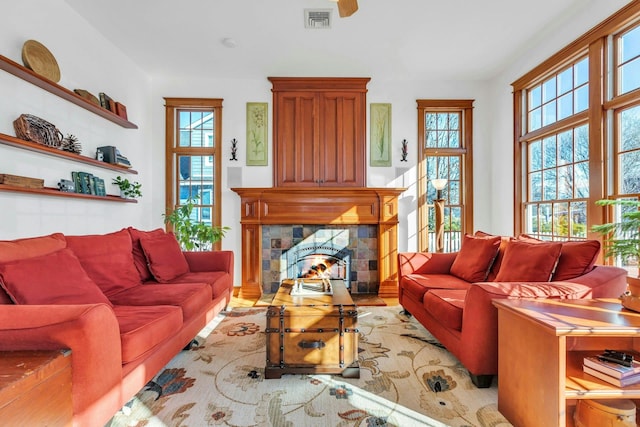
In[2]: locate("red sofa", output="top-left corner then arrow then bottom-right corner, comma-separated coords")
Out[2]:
398,232 -> 628,388
0,227 -> 234,426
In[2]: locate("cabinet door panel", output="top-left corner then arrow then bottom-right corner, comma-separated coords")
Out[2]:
275,93 -> 317,186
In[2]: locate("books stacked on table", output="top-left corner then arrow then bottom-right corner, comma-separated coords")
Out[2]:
583,351 -> 640,387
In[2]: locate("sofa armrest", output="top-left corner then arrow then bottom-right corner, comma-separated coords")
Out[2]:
0,303 -> 122,417
398,252 -> 457,278
565,265 -> 628,298
184,250 -> 234,276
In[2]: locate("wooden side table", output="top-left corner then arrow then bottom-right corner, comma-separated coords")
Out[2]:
0,350 -> 72,427
494,298 -> 640,427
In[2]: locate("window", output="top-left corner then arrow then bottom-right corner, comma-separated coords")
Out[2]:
513,3 -> 640,274
417,100 -> 474,252
164,98 -> 223,249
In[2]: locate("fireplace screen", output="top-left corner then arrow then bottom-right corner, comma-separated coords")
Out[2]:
285,244 -> 352,291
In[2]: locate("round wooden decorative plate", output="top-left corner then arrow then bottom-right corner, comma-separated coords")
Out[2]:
21,40 -> 61,82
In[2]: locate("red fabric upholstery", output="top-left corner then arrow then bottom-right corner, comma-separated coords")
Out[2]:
554,240 -> 601,280
140,232 -> 190,282
66,230 -> 141,297
127,227 -> 166,282
402,273 -> 470,301
494,240 -> 562,282
474,230 -> 512,281
163,271 -> 232,299
113,305 -> 182,364
0,248 -> 112,306
109,283 -> 211,322
423,289 -> 466,331
450,234 -> 501,282
0,232 -> 66,262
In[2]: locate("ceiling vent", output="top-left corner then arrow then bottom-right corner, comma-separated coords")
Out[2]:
304,9 -> 332,29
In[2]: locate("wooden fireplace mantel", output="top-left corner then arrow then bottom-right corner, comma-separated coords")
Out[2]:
231,187 -> 406,299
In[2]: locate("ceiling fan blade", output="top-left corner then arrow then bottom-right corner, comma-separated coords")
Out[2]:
337,0 -> 358,18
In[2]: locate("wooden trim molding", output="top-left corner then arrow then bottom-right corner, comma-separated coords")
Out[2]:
231,187 -> 405,299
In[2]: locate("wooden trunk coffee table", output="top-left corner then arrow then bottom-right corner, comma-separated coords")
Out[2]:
265,278 -> 360,379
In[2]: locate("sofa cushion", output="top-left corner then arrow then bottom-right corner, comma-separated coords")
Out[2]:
109,283 -> 211,322
0,232 -> 66,262
554,240 -> 601,281
402,273 -> 471,302
494,240 -> 562,282
113,305 -> 183,364
127,227 -> 166,282
65,230 -> 141,297
140,232 -> 190,283
474,230 -> 513,281
163,271 -> 232,299
423,289 -> 466,331
450,234 -> 501,283
0,248 -> 112,306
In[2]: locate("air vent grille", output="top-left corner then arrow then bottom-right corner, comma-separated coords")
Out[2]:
304,9 -> 332,29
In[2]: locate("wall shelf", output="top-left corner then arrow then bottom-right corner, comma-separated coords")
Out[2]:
0,133 -> 138,175
0,54 -> 138,129
0,184 -> 137,203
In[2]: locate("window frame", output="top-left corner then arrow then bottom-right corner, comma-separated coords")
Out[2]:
417,99 -> 474,252
164,97 -> 223,250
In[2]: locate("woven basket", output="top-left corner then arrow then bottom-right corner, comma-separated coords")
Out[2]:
13,114 -> 63,148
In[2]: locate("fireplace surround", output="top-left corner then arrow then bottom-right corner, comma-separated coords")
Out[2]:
231,187 -> 405,299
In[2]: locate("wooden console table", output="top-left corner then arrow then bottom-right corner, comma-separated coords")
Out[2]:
494,298 -> 640,427
0,350 -> 72,426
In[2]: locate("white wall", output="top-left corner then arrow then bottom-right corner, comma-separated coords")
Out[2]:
1,0 -> 631,286
0,0 -> 153,239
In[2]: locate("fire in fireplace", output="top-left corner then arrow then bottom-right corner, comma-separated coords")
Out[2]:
287,242 -> 352,290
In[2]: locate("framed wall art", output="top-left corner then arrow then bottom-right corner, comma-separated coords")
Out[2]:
246,102 -> 268,166
370,103 -> 391,167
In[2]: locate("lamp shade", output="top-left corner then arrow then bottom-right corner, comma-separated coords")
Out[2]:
431,178 -> 448,191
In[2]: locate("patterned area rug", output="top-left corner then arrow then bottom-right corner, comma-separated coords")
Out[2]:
106,306 -> 512,427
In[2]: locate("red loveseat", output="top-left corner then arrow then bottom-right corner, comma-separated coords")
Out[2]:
0,227 -> 234,426
398,232 -> 628,388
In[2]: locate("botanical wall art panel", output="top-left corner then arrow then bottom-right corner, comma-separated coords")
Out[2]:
370,103 -> 392,167
246,102 -> 268,166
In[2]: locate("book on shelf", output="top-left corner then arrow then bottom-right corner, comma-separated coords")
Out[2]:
583,365 -> 640,387
583,355 -> 640,379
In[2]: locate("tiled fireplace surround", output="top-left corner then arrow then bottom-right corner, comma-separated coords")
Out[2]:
232,187 -> 404,298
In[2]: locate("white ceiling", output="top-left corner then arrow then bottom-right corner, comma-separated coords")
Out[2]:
63,0 -> 614,81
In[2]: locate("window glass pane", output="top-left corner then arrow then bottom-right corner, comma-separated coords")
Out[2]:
530,171 -> 542,201
542,100 -> 557,126
539,203 -> 553,236
437,113 -> 448,129
529,140 -> 542,171
529,108 -> 542,131
426,130 -> 437,148
529,85 -> 542,110
543,78 -> 556,103
543,136 -> 557,168
574,84 -> 589,113
558,165 -> 573,199
620,26 -> 640,63
449,180 -> 460,204
575,125 -> 589,161
554,202 -> 569,238
437,131 -> 447,148
543,169 -> 557,200
526,204 -> 539,233
621,151 -> 640,194
570,201 -> 587,238
558,93 -> 573,120
574,58 -> 589,86
621,106 -> 640,151
620,58 -> 640,95
557,68 -> 573,95
448,113 -> 459,130
575,161 -> 590,198
558,130 -> 573,164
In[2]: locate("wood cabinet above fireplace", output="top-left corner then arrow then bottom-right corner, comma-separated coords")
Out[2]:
269,77 -> 370,187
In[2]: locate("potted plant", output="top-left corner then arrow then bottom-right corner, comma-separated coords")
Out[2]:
163,197 -> 229,251
112,176 -> 142,199
592,199 -> 640,309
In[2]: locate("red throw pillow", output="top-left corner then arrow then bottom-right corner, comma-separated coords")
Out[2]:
450,234 -> 501,282
0,233 -> 66,263
139,232 -> 190,282
494,240 -> 563,282
0,248 -> 112,306
127,227 -> 166,281
474,230 -> 513,281
65,230 -> 142,297
553,240 -> 601,281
